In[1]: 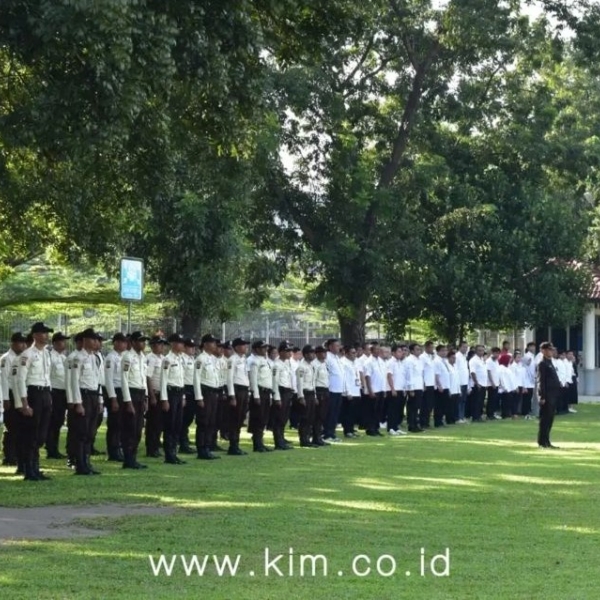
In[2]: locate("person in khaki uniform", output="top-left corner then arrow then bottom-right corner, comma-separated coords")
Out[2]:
295,345 -> 319,448
46,331 -> 70,460
104,332 -> 127,462
313,346 -> 330,446
145,336 -> 167,458
226,338 -> 250,456
271,341 -> 294,450
248,340 -> 273,452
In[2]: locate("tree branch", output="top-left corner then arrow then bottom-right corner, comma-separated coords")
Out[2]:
339,34 -> 375,89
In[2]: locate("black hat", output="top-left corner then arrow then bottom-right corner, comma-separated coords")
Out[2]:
252,340 -> 268,350
130,331 -> 150,342
315,345 -> 326,354
31,322 -> 54,334
201,333 -> 218,345
10,332 -> 27,343
278,341 -> 292,352
302,344 -> 315,355
292,346 -> 301,353
52,332 -> 71,343
184,338 -> 199,348
232,337 -> 250,348
149,335 -> 168,345
81,327 -> 102,340
73,332 -> 84,343
220,340 -> 232,350
112,332 -> 128,343
167,333 -> 185,344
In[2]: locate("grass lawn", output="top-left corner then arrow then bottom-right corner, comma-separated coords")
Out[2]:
1,406 -> 599,600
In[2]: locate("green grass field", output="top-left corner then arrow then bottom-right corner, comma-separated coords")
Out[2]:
1,406 -> 599,600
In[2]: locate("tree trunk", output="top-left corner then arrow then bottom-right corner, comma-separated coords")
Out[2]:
337,302 -> 368,346
180,313 -> 202,339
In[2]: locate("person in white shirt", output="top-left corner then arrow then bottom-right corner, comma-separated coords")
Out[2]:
46,331 -> 71,460
566,350 -> 579,413
295,344 -> 318,447
248,340 -> 273,452
364,343 -> 387,436
404,343 -> 425,433
145,335 -> 166,458
271,341 -> 295,449
447,350 -> 461,423
419,341 -> 436,429
510,351 -> 527,418
456,341 -> 470,422
324,338 -> 345,442
555,349 -> 570,415
179,338 -> 198,454
521,342 -> 537,418
386,344 -> 408,436
498,359 -> 517,419
341,346 -> 361,438
486,347 -> 501,420
104,332 -> 127,462
469,345 -> 487,422
313,346 -> 330,445
433,345 -> 452,427
289,347 -> 302,431
226,337 -> 251,456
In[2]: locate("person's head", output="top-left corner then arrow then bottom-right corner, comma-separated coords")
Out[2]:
436,344 -> 448,359
315,346 -> 326,361
502,340 -> 510,351
513,350 -> 522,364
111,332 -> 128,354
559,350 -> 566,360
475,344 -> 485,357
74,332 -> 84,351
149,336 -> 167,355
355,344 -> 364,358
370,342 -> 380,358
30,322 -> 53,348
344,345 -> 357,361
278,341 -> 292,360
540,341 -> 555,359
52,332 -> 70,353
81,328 -> 101,352
184,339 -> 198,356
490,347 -> 500,360
252,340 -> 268,357
325,338 -> 340,355
567,350 -> 576,362
380,345 -> 391,360
409,343 -> 421,357
526,342 -> 536,353
447,350 -> 456,365
302,344 -> 316,362
200,334 -> 217,355
232,338 -> 249,356
10,332 -> 27,354
168,333 -> 186,354
130,331 -> 149,353
424,341 -> 434,355
268,346 -> 278,361
459,340 -> 468,354
361,343 -> 372,357
292,347 -> 302,362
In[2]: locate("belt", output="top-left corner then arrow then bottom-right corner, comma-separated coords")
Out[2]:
80,388 -> 99,395
167,385 -> 183,391
28,385 -> 50,391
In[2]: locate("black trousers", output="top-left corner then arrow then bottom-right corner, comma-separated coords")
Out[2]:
296,390 -> 317,444
195,385 -> 219,451
17,386 -> 52,466
271,387 -> 293,446
216,386 -> 228,440
521,388 -> 533,416
512,392 -> 521,417
106,387 -> 123,458
486,386 -> 498,418
2,394 -> 18,464
433,388 -> 448,427
162,387 -> 184,460
46,388 -> 67,455
340,395 -> 360,434
248,387 -> 271,446
324,391 -> 342,439
365,392 -> 384,434
314,388 -> 329,442
406,390 -> 421,431
471,386 -> 485,420
500,392 -> 513,419
121,388 -> 145,463
538,399 -> 557,446
180,384 -> 196,447
385,392 -> 403,432
228,384 -> 249,448
66,403 -> 76,460
145,392 -> 162,454
73,391 -> 100,467
448,394 -> 459,424
420,386 -> 434,427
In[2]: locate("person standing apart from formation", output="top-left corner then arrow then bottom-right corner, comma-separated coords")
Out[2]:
160,333 -> 187,465
70,328 -> 103,476
248,341 -> 273,452
226,338 -> 250,456
120,332 -> 150,469
145,336 -> 166,458
104,332 -> 127,462
537,342 -> 561,449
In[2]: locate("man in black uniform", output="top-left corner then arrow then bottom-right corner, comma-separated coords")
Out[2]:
537,342 -> 561,449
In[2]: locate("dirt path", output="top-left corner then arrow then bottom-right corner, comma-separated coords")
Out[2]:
0,504 -> 175,542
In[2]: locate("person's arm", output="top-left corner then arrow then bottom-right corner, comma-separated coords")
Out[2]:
193,357 -> 204,403
226,356 -> 235,398
249,360 -> 260,401
146,356 -> 157,405
364,362 -> 374,397
16,354 -> 31,412
296,364 -> 305,401
470,361 -> 480,388
435,361 -> 443,391
105,354 -> 117,400
537,361 -> 546,405
272,363 -> 281,402
387,363 -> 396,396
0,357 -> 9,403
160,358 -> 169,403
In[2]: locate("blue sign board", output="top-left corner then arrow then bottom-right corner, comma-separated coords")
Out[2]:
120,257 -> 144,302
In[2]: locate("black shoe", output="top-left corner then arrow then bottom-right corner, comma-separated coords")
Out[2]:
253,446 -> 270,453
408,427 -> 423,433
146,450 -> 162,458
107,454 -> 123,462
74,469 -> 93,475
164,457 -> 180,464
179,445 -> 194,454
46,452 -> 66,460
300,442 -> 319,448
548,444 -> 560,449
274,444 -> 291,450
312,439 -> 326,446
123,462 -> 148,469
37,472 -> 52,481
227,447 -> 248,456
90,448 -> 103,456
211,445 -> 226,453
